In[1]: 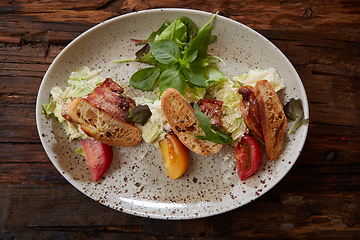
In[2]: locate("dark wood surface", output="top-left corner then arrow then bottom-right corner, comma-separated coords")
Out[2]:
1,0 -> 359,239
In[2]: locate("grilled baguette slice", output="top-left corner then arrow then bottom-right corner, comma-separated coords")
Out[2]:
161,88 -> 222,156
62,98 -> 142,147
254,80 -> 287,161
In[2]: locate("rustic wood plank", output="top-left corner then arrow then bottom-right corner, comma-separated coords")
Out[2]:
0,44 -> 52,63
0,143 -> 49,163
300,129 -> 360,165
0,0 -> 358,41
0,36 -> 21,44
1,0 -> 359,238
213,194 -> 360,239
1,105 -> 39,143
99,0 -> 360,36
0,18 -> 92,41
0,162 -> 67,185
0,77 -> 41,101
0,184 -> 359,239
1,63 -> 49,77
267,32 -> 360,68
3,0 -> 115,12
0,184 -> 146,229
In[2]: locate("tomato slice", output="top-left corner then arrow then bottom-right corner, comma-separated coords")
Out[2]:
81,139 -> 113,181
234,134 -> 262,181
159,134 -> 190,179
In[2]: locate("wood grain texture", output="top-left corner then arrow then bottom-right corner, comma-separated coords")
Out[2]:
0,0 -> 359,239
1,184 -> 359,239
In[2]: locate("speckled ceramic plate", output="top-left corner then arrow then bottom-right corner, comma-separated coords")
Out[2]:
36,9 -> 309,219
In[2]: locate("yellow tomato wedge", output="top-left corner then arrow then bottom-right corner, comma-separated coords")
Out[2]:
159,133 -> 190,179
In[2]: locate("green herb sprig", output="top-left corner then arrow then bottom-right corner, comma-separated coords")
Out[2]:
115,12 -> 224,96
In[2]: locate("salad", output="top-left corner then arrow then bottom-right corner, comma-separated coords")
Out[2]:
43,13 -> 303,182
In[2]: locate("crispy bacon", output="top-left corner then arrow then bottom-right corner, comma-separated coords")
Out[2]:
196,99 -> 223,127
238,85 -> 264,141
86,78 -> 135,122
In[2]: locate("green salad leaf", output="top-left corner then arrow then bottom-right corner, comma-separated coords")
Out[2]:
129,67 -> 161,91
284,98 -> 309,134
147,22 -> 170,42
116,12 -> 224,95
158,69 -> 186,94
184,26 -> 213,62
76,147 -> 85,156
182,61 -> 208,88
193,102 -> 235,144
179,16 -> 198,42
149,40 -> 181,65
128,105 -> 152,125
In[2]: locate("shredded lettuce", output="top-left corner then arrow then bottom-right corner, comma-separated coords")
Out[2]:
233,68 -> 286,92
66,67 -> 105,98
206,77 -> 248,142
133,98 -> 168,144
42,66 -> 105,141
183,84 -> 207,102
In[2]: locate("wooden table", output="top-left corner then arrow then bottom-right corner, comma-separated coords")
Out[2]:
1,0 -> 359,239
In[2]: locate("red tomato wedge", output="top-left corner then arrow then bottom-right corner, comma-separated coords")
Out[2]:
81,139 -> 113,181
235,134 -> 262,181
159,134 -> 190,179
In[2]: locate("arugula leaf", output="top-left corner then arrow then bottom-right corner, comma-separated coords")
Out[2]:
149,40 -> 181,65
193,102 -> 235,144
284,98 -> 309,134
129,67 -> 161,91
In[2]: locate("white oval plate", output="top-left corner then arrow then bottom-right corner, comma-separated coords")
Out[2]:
36,8 -> 309,219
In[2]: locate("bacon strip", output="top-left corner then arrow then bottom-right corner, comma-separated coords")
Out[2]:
196,99 -> 223,127
238,85 -> 264,141
86,78 -> 135,123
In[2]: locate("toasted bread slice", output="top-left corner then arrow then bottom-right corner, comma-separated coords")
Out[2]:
161,88 -> 222,156
62,98 -> 142,147
255,80 -> 287,161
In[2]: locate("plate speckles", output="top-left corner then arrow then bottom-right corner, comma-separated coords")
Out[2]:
36,8 -> 309,220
